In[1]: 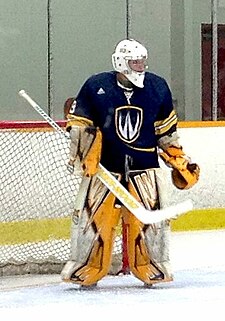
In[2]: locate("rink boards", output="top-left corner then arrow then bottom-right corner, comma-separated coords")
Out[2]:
1,121 -> 225,248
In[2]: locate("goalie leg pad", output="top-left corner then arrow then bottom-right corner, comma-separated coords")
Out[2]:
123,168 -> 173,285
145,168 -> 172,278
61,174 -> 121,286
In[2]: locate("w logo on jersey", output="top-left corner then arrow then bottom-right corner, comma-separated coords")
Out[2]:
115,106 -> 143,143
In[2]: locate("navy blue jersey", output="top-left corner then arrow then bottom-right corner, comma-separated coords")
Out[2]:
70,71 -> 177,173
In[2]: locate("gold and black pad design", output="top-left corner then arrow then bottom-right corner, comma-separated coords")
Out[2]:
61,174 -> 122,286
122,168 -> 173,285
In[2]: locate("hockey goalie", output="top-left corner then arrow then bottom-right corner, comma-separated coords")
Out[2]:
61,38 -> 200,287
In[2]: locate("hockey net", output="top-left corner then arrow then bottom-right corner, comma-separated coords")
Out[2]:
0,120 -> 126,276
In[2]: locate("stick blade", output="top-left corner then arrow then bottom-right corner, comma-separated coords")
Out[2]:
134,199 -> 193,224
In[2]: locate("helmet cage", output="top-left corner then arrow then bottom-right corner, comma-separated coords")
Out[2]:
112,39 -> 148,88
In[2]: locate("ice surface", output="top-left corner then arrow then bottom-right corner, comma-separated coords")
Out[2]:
0,230 -> 225,321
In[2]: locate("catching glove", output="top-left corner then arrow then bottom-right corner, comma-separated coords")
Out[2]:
159,146 -> 200,190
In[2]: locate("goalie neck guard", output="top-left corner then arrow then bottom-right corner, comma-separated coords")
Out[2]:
112,39 -> 148,88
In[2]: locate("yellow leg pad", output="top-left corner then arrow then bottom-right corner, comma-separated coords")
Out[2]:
70,193 -> 121,286
122,207 -> 172,285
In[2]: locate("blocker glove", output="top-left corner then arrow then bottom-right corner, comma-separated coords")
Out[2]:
81,128 -> 102,177
159,146 -> 200,190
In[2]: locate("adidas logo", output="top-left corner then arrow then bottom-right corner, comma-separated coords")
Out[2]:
97,88 -> 105,95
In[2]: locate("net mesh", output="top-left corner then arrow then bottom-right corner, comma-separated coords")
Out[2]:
0,121 -> 123,276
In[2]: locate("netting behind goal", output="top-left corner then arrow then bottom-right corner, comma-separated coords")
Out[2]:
0,121 -> 124,276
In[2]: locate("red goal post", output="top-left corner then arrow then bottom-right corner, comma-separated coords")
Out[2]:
0,120 -> 126,276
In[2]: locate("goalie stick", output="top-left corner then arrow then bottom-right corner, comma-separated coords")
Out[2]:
18,89 -> 193,224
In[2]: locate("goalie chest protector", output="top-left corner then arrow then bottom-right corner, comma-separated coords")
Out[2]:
71,71 -> 177,173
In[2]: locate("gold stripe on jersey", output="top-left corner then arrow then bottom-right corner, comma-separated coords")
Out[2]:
154,110 -> 177,136
127,145 -> 155,152
66,114 -> 94,129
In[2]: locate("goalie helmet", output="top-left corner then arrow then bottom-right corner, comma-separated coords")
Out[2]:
112,39 -> 148,88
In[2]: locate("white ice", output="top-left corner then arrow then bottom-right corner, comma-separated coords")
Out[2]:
1,229 -> 225,321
